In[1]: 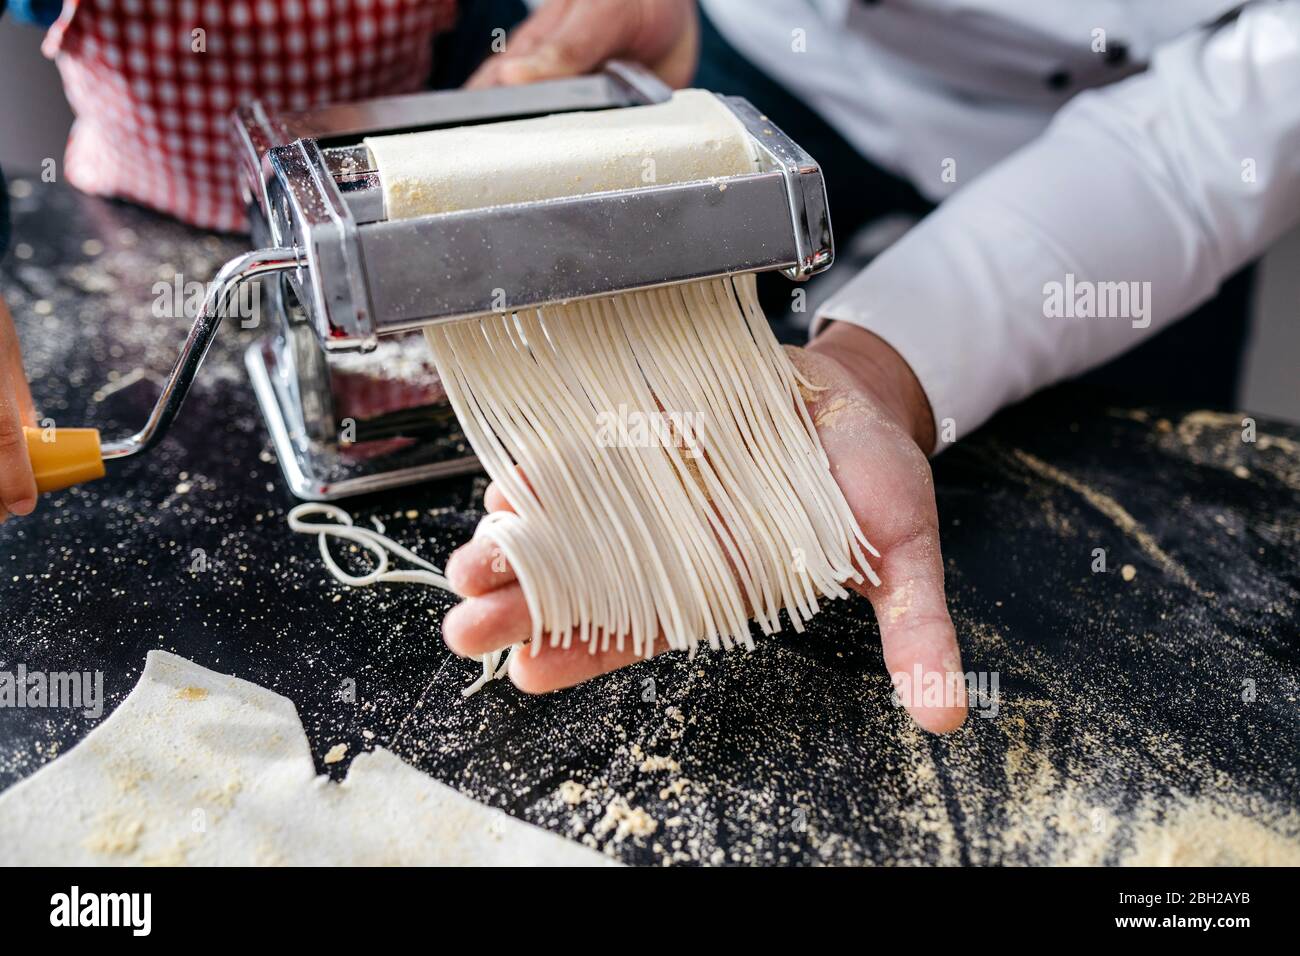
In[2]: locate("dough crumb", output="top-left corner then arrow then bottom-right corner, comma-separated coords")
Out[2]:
83,815 -> 144,856
558,780 -> 588,805
639,754 -> 680,774
323,743 -> 348,764
594,798 -> 658,842
1120,564 -> 1137,582
659,779 -> 690,800
1119,797 -> 1300,866
176,686 -> 208,701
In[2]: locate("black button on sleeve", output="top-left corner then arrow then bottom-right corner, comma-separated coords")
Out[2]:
1105,41 -> 1130,66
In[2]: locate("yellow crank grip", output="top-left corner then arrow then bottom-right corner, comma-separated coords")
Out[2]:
23,427 -> 106,494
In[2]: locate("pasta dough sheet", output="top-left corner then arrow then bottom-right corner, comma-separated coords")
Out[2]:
0,651 -> 612,866
366,89 -> 760,218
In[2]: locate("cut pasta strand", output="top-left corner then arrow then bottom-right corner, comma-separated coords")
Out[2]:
287,503 -> 509,696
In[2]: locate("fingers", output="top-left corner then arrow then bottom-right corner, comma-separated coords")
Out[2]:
444,518 -> 964,725
465,0 -> 575,88
442,583 -> 532,655
0,300 -> 37,521
508,637 -> 647,693
441,580 -> 657,693
483,465 -> 530,514
443,478 -> 521,595
792,346 -> 966,733
488,0 -> 577,62
464,58 -> 505,91
483,480 -> 514,514
498,0 -> 635,86
467,0 -> 622,88
447,348 -> 964,731
444,533 -> 517,595
467,0 -> 699,89
864,527 -> 967,734
0,297 -> 35,427
0,396 -> 37,519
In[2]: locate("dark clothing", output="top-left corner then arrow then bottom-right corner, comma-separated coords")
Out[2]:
0,0 -> 64,260
432,0 -> 528,89
5,0 -> 62,28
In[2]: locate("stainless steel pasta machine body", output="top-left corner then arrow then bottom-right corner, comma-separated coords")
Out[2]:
110,63 -> 836,500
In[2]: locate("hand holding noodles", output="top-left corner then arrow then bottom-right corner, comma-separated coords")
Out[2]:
444,334 -> 970,733
365,91 -> 968,731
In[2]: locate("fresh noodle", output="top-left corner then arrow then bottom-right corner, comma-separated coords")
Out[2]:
287,503 -> 509,696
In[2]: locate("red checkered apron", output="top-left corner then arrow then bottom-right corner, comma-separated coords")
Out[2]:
42,0 -> 458,233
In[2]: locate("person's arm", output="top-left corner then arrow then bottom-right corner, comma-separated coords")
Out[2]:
816,0 -> 1300,448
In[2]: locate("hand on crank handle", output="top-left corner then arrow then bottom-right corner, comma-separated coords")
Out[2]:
466,0 -> 699,91
0,293 -> 38,523
441,322 -> 968,734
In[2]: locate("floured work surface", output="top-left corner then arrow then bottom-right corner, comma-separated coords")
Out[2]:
1,182 -> 1298,865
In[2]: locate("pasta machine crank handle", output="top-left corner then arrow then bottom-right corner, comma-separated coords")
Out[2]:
24,246 -> 302,494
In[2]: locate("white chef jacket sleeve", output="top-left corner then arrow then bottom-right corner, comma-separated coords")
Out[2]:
814,0 -> 1300,452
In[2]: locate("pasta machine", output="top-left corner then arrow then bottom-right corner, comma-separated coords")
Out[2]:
25,63 -> 834,501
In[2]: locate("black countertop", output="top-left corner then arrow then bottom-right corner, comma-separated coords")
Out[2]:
2,177 -> 1297,865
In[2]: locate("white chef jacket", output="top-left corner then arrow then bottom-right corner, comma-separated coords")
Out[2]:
702,0 -> 1300,449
